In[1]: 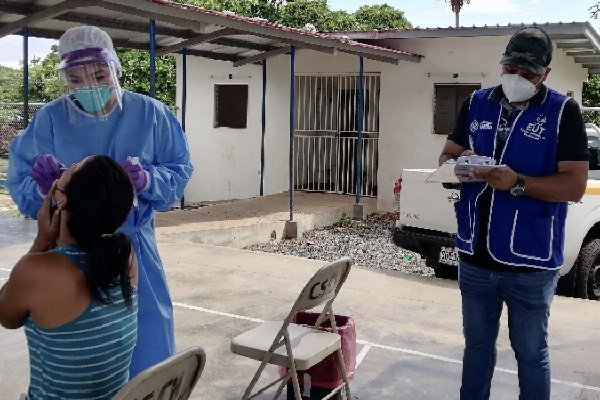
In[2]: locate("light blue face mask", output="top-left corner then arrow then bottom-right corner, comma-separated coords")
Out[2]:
70,85 -> 112,113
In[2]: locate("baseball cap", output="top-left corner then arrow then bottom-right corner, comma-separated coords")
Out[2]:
500,26 -> 552,75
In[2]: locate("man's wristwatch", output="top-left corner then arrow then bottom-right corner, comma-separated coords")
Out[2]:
509,174 -> 526,196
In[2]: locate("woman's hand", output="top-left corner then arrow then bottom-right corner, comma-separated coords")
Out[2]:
31,181 -> 62,252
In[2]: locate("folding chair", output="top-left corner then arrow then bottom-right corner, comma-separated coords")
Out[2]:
112,346 -> 206,400
231,257 -> 353,400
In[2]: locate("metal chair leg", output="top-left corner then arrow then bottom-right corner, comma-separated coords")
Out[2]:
335,348 -> 352,399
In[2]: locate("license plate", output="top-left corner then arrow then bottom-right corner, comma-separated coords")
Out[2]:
439,246 -> 459,267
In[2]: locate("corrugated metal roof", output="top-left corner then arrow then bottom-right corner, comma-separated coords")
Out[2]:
0,0 -> 423,66
331,22 -> 600,74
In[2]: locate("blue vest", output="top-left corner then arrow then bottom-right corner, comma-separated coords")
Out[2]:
454,87 -> 569,269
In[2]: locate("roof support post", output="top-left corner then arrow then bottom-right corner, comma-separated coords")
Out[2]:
181,48 -> 188,132
22,26 -> 29,129
260,59 -> 267,197
355,56 -> 365,205
288,46 -> 296,222
149,19 -> 156,98
180,47 -> 188,209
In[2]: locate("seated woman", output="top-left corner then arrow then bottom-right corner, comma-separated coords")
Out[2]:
0,155 -> 138,400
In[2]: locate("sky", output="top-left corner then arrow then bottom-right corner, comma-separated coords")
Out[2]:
1,0 -> 600,68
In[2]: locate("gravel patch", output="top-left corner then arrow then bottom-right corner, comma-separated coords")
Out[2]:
246,213 -> 434,277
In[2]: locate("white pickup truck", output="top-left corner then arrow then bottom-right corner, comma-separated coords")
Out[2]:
392,123 -> 600,300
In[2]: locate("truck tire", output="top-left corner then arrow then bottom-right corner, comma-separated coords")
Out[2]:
574,239 -> 600,300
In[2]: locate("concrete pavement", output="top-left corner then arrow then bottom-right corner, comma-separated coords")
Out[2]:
0,190 -> 599,399
1,235 -> 599,399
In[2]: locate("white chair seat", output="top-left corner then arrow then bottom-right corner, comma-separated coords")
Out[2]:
231,257 -> 353,400
232,321 -> 341,371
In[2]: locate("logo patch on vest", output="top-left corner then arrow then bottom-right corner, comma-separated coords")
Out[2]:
521,115 -> 547,140
470,120 -> 479,132
479,121 -> 493,130
470,120 -> 493,132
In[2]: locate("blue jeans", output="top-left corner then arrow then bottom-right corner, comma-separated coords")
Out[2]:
458,261 -> 560,400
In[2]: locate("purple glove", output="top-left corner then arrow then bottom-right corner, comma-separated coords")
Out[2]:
29,154 -> 66,195
120,158 -> 149,191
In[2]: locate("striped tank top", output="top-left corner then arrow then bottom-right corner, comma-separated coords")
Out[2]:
23,245 -> 138,400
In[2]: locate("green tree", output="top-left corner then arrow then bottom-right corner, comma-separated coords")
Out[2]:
171,0 -> 279,20
0,66 -> 22,102
277,0 -> 332,30
116,49 -> 176,106
583,74 -> 600,125
25,44 -> 61,102
354,4 -> 411,30
591,2 -> 600,19
585,4 -> 600,124
323,10 -> 357,32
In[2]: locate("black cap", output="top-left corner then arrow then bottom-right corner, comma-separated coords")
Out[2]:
500,27 -> 553,75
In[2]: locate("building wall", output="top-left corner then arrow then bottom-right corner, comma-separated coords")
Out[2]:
176,55 -> 291,203
295,36 -> 588,211
177,35 -> 588,210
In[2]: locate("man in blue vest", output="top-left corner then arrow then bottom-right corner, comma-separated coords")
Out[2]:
439,27 -> 588,400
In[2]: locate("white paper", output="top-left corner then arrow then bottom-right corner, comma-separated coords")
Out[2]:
426,156 -> 508,183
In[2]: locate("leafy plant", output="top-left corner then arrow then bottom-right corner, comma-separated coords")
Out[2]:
354,4 -> 411,30
583,74 -> 600,125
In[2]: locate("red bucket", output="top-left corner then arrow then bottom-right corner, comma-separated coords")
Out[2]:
278,311 -> 356,389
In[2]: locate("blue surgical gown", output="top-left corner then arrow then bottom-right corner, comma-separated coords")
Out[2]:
7,91 -> 194,378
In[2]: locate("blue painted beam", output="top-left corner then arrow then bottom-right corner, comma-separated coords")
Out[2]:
149,19 -> 156,98
23,26 -> 29,128
289,46 -> 296,221
260,59 -> 267,197
355,56 -> 365,204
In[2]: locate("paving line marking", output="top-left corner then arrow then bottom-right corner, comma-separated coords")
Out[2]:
355,340 -> 600,392
355,344 -> 372,369
173,301 -> 600,393
0,267 -> 12,272
173,302 -> 263,323
0,277 -> 7,282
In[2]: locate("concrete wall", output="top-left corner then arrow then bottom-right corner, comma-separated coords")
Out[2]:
176,55 -> 291,204
178,35 -> 588,211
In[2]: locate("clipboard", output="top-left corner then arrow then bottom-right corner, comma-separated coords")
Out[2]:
426,158 -> 508,184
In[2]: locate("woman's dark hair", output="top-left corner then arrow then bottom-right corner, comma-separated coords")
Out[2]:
64,155 -> 135,307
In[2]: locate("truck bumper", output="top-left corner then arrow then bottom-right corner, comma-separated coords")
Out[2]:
392,225 -> 455,258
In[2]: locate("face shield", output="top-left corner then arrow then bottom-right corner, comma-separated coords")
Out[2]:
58,48 -> 123,122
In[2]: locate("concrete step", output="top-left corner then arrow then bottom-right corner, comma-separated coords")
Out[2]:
155,192 -> 377,249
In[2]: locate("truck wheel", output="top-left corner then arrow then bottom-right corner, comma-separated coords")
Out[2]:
574,239 -> 600,300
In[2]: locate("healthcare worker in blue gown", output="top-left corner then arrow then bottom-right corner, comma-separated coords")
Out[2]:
7,26 -> 193,378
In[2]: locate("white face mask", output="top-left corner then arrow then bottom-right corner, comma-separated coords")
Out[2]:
501,73 -> 539,103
